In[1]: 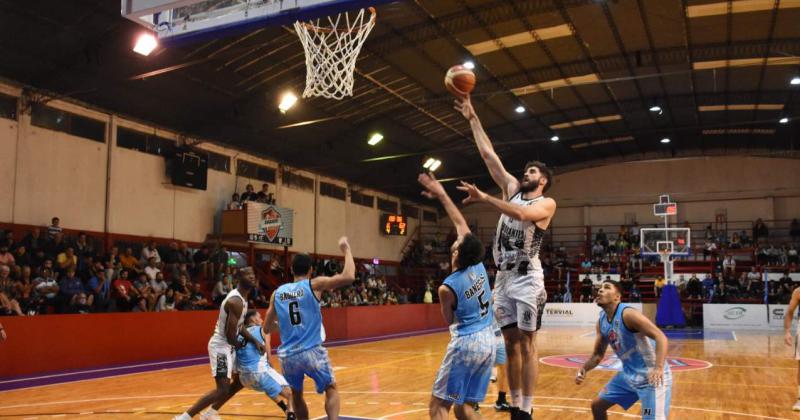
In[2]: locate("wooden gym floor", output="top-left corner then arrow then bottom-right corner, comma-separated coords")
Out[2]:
0,327 -> 795,419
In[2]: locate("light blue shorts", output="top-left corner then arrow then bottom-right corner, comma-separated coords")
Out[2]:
599,372 -> 672,419
239,366 -> 289,399
494,331 -> 507,365
279,345 -> 335,394
432,327 -> 495,405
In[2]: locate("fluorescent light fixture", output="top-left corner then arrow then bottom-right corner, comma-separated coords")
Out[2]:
423,158 -> 435,169
278,91 -> 298,114
649,105 -> 662,112
779,117 -> 789,124
660,138 -> 671,144
791,76 -> 800,85
367,133 -> 384,146
550,135 -> 559,142
133,33 -> 158,56
429,159 -> 442,172
515,106 -> 525,113
463,61 -> 475,70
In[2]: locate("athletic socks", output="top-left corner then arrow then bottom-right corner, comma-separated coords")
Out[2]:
496,391 -> 508,404
277,400 -> 288,412
521,396 -> 533,413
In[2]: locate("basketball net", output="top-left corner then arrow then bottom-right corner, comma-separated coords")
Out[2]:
658,249 -> 671,264
293,7 -> 376,100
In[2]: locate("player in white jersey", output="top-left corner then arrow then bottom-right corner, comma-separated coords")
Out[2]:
783,286 -> 800,410
174,267 -> 261,420
456,96 -> 557,419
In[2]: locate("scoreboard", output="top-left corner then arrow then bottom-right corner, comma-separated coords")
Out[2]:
380,214 -> 407,236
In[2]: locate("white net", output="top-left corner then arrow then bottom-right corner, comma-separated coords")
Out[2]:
293,7 -> 376,100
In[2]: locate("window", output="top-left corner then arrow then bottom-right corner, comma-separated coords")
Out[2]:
377,198 -> 398,213
320,182 -> 346,201
0,94 -> 17,120
117,126 -> 176,157
237,159 -> 276,183
423,210 -> 438,223
282,169 -> 314,191
350,190 -> 374,208
207,151 -> 231,173
401,204 -> 420,219
31,104 -> 106,143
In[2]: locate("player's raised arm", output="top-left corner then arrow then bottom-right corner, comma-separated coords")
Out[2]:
310,237 -> 356,292
622,308 -> 669,387
418,172 -> 469,238
263,290 -> 278,335
576,321 -> 609,384
785,289 -> 800,346
454,96 -> 519,199
457,181 -> 556,223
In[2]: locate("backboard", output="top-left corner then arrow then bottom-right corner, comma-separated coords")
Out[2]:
640,227 -> 691,256
122,0 -> 392,43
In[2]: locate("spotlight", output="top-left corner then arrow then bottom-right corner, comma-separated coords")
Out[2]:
515,106 -> 525,114
649,105 -> 662,113
550,135 -> 559,142
278,91 -> 298,114
133,32 -> 158,56
660,138 -> 671,144
367,133 -> 384,146
779,117 -> 789,124
791,76 -> 800,86
463,61 -> 475,70
423,158 -> 442,171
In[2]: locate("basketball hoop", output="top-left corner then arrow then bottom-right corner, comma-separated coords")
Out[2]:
293,7 -> 376,100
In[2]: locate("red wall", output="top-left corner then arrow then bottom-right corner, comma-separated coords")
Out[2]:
0,304 -> 447,377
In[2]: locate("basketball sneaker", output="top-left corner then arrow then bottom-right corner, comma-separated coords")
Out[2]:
199,410 -> 223,420
793,399 -> 800,411
494,401 -> 511,411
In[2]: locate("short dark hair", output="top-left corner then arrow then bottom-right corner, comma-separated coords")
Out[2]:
604,280 -> 623,295
244,309 -> 259,324
456,233 -> 484,270
291,253 -> 313,277
524,161 -> 554,193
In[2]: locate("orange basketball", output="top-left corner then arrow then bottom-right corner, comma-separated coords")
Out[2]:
444,65 -> 476,97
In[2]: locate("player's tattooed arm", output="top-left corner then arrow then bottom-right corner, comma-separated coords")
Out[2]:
576,321 -> 608,385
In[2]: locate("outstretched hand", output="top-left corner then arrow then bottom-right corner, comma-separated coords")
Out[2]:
456,181 -> 486,204
418,172 -> 446,200
454,96 -> 476,121
338,236 -> 350,253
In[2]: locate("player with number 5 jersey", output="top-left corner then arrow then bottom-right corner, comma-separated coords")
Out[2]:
264,236 -> 356,420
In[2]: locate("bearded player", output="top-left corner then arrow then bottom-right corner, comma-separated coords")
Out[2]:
455,96 -> 556,420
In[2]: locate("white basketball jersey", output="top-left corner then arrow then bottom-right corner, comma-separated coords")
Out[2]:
209,289 -> 248,348
493,193 -> 547,274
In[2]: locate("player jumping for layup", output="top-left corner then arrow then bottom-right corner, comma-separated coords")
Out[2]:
419,172 -> 495,420
263,237 -> 355,420
455,96 -> 557,419
575,280 -> 672,419
175,267 -> 261,420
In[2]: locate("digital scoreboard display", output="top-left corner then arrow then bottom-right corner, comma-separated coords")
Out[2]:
380,214 -> 407,236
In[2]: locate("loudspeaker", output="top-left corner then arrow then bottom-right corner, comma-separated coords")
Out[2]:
170,148 -> 208,190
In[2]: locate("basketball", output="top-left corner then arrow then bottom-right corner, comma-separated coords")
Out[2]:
444,65 -> 476,97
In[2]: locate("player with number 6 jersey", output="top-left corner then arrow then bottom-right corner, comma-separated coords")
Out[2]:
264,236 -> 356,420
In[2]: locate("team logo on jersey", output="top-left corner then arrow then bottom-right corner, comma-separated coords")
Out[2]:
540,354 -> 712,372
523,310 -> 532,323
259,206 -> 282,241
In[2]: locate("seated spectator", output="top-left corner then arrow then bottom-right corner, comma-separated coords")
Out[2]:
58,268 -> 85,313
729,232 -> 742,249
654,275 -> 666,298
87,268 -> 111,312
144,257 -> 161,282
703,241 -> 717,261
74,233 -> 95,259
22,228 -> 45,254
193,245 -> 211,278
0,265 -> 23,316
150,272 -> 169,311
212,274 -> 233,306
133,274 -> 155,311
789,245 -> 799,265
163,242 -> 181,276
702,274 -> 715,302
45,232 -> 66,260
141,241 -> 161,265
386,291 -> 399,305
591,241 -> 604,259
113,269 -> 143,312
722,254 -> 736,276
256,183 -> 275,204
47,217 -> 63,239
747,269 -> 764,299
170,274 -> 191,310
0,245 -> 15,269
580,275 -> 593,303
32,268 -> 59,314
595,228 -> 608,248
189,283 -> 210,309
56,247 -> 78,275
629,283 -> 641,302
119,247 -> 140,273
228,193 -> 242,210
779,271 -> 794,300
240,184 -> 258,202
686,274 -> 702,299
753,218 -> 769,244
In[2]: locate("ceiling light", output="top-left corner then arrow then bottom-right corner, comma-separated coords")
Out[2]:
550,135 -> 559,142
515,106 -> 525,113
367,133 -> 384,145
649,105 -> 662,113
429,159 -> 442,172
779,117 -> 789,124
791,76 -> 800,85
660,138 -> 671,144
133,33 -> 158,56
463,61 -> 475,70
278,91 -> 298,114
423,158 -> 435,169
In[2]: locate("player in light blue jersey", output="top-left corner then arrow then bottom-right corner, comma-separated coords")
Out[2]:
235,309 -> 294,419
263,236 -> 355,420
575,280 -> 672,419
419,172 -> 495,420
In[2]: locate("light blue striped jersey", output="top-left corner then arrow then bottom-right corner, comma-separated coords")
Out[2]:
236,325 -> 267,373
599,303 -> 671,387
443,263 -> 493,336
274,279 -> 323,357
